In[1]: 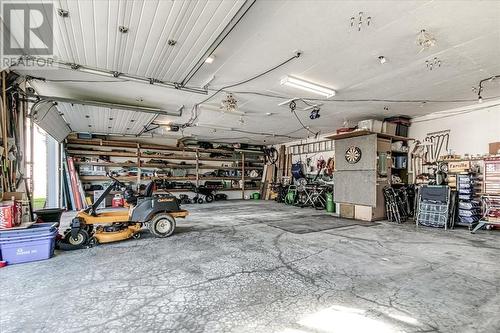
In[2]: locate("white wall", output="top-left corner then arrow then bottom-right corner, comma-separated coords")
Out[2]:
409,101 -> 500,155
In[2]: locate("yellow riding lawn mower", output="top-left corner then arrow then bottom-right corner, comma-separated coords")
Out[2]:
62,175 -> 188,247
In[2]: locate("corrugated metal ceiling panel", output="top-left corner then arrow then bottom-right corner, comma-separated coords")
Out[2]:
52,0 -> 246,82
57,102 -> 155,135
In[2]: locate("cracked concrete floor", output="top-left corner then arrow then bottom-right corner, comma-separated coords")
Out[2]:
1,200 -> 499,333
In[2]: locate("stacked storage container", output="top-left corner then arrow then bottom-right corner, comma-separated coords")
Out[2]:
456,173 -> 481,227
0,223 -> 57,265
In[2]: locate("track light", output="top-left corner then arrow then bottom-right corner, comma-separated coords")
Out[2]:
478,95 -> 483,103
57,8 -> 69,17
350,12 -> 371,31
280,76 -> 336,98
378,56 -> 386,64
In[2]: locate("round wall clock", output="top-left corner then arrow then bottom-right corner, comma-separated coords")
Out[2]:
345,146 -> 362,164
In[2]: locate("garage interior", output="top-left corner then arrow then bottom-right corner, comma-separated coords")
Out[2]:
0,1 -> 499,332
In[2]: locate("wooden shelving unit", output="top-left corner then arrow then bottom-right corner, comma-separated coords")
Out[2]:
326,129 -> 412,142
65,138 -> 265,199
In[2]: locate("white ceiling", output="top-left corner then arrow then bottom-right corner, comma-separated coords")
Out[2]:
57,102 -> 157,135
49,0 -> 246,82
10,0 -> 500,144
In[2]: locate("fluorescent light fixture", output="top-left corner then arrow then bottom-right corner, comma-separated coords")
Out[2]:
200,75 -> 215,89
205,55 -> 215,64
280,76 -> 335,98
155,119 -> 172,125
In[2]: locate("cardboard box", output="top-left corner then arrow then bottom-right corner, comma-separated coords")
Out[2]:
489,142 -> 500,155
448,161 -> 471,173
354,205 -> 374,221
2,192 -> 24,201
339,203 -> 354,219
0,200 -> 22,228
382,122 -> 397,135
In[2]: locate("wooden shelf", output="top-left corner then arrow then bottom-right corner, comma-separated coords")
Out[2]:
80,175 -> 136,181
141,163 -> 196,169
67,138 -> 264,201
143,176 -> 261,181
326,130 -> 413,141
140,154 -> 243,162
156,187 -> 260,192
138,176 -> 194,181
74,161 -> 263,170
66,138 -> 263,155
198,165 -> 263,170
67,149 -> 137,157
75,162 -> 136,167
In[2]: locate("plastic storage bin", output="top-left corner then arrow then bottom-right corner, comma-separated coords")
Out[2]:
34,208 -> 65,224
358,119 -> 383,133
0,223 -> 57,264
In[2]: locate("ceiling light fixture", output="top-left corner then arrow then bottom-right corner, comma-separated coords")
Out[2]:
378,56 -> 386,64
220,93 -> 238,113
265,112 -> 272,116
417,29 -> 437,51
205,55 -> 215,64
119,26 -> 129,33
474,74 -> 500,104
167,39 -> 177,46
425,57 -> 441,70
350,12 -> 371,31
280,76 -> 336,98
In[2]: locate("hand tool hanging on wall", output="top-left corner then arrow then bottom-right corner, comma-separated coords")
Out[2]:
424,130 -> 450,162
313,157 -> 326,181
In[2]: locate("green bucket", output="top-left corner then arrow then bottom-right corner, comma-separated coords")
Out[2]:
251,192 -> 260,200
326,192 -> 335,213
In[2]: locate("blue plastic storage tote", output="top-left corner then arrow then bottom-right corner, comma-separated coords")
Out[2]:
0,223 -> 57,265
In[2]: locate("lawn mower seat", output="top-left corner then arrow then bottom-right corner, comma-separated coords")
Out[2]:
124,182 -> 155,206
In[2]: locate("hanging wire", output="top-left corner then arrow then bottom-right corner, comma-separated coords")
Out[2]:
181,52 -> 302,128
